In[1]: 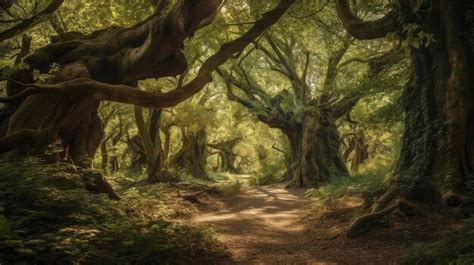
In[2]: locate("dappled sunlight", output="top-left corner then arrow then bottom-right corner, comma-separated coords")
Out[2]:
1,0 -> 472,263
194,184 -> 318,263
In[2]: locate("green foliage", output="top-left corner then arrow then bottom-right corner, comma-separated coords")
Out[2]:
0,158 -> 229,264
305,159 -> 390,205
215,179 -> 243,195
402,24 -> 436,49
249,159 -> 283,186
397,218 -> 474,265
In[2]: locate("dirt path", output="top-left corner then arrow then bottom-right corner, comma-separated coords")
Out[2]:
194,184 -> 318,264
194,184 -> 450,264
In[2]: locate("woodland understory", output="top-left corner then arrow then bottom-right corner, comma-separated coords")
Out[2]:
0,0 -> 473,264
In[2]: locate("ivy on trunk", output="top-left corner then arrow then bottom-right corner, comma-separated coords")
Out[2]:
336,0 -> 474,238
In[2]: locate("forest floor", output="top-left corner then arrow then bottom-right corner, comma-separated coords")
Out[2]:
192,184 -> 455,265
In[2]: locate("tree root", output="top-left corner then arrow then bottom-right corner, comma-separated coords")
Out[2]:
79,169 -> 121,200
177,189 -> 211,204
346,199 -> 412,238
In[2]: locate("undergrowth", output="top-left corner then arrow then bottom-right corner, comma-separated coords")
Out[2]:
397,218 -> 474,265
0,158 -> 230,264
249,160 -> 283,186
306,173 -> 386,206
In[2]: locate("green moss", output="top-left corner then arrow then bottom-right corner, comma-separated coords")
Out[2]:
0,158 -> 229,264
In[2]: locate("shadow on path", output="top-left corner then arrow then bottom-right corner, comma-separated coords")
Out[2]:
194,184 -> 321,263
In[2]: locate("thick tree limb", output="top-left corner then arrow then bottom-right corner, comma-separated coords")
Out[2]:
335,0 -> 399,40
14,34 -> 32,65
0,0 -> 295,109
331,93 -> 364,119
0,0 -> 64,42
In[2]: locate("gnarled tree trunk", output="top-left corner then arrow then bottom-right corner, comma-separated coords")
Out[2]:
208,137 -> 242,173
171,126 -> 208,180
283,106 -> 349,187
0,0 -> 224,164
0,0 -> 295,167
337,0 -> 474,238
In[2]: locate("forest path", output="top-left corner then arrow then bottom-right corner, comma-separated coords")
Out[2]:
193,184 -> 449,264
194,184 -> 321,264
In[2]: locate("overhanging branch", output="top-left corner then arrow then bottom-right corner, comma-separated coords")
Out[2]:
335,0 -> 399,40
0,0 -> 64,42
0,0 -> 296,109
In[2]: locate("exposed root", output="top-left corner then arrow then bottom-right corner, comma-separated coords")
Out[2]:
346,199 -> 413,238
370,184 -> 399,212
79,169 -> 121,200
178,189 -> 211,204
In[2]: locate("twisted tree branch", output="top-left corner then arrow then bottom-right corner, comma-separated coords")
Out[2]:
0,0 -> 296,109
335,0 -> 399,40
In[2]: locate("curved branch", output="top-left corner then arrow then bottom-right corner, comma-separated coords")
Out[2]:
0,0 -> 64,42
0,0 -> 295,109
335,0 -> 399,40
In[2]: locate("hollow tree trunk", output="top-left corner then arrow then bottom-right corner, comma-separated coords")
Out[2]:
284,107 -> 349,187
171,127 -> 208,180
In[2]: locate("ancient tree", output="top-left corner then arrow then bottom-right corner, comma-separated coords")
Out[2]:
219,32 -> 399,187
170,125 -> 208,180
208,136 -> 242,173
342,126 -> 369,171
0,0 -> 296,170
336,0 -> 474,237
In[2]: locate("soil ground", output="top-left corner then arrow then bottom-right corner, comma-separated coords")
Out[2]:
193,184 -> 455,264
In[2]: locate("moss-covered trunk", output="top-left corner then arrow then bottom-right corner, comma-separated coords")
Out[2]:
345,0 -> 474,238
383,0 -> 474,203
284,107 -> 349,187
208,137 -> 242,173
171,127 -> 208,180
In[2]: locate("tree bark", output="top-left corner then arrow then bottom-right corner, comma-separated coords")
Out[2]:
208,137 -> 242,173
0,0 -> 294,165
171,127 -> 208,180
283,106 -> 349,187
338,0 -> 474,237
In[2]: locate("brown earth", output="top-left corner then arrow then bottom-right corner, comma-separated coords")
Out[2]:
193,184 -> 455,264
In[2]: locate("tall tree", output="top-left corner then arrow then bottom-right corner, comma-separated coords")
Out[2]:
336,0 -> 474,238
